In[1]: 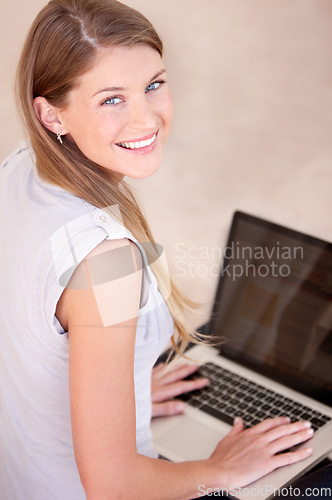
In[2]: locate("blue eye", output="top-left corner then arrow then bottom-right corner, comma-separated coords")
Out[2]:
102,96 -> 123,106
145,80 -> 166,93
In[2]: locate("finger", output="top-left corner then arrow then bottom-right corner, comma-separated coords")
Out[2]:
152,362 -> 187,382
151,400 -> 186,418
248,417 -> 291,435
151,377 -> 209,403
226,417 -> 244,437
269,427 -> 314,455
266,420 -> 312,444
151,362 -> 166,379
273,446 -> 313,469
152,378 -> 209,403
156,363 -> 202,386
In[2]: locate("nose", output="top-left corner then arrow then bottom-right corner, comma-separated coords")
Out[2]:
127,95 -> 157,132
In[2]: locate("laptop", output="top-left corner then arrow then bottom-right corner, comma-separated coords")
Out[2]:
151,211 -> 332,499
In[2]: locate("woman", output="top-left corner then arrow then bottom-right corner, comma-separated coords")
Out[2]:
0,1 -> 317,498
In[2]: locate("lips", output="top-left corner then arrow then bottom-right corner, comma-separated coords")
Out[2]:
116,131 -> 158,151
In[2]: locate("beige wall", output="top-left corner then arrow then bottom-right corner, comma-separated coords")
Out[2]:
1,0 -> 332,327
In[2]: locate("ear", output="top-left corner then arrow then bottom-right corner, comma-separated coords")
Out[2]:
33,97 -> 69,136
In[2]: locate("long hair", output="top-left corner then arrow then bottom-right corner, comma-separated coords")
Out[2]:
16,0 -> 204,353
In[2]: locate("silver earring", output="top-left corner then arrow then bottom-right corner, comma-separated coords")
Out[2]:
57,130 -> 63,144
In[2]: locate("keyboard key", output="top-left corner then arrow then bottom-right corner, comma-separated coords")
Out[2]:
256,392 -> 266,399
234,410 -> 245,418
189,390 -> 202,398
211,390 -> 223,398
178,393 -> 191,402
310,417 -> 327,429
189,399 -> 202,408
199,405 -> 234,425
197,395 -> 209,403
202,385 -> 214,393
256,385 -> 266,392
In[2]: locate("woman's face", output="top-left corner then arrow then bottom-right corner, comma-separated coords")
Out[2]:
58,44 -> 173,179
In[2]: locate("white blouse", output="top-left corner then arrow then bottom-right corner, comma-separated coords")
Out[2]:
0,144 -> 174,499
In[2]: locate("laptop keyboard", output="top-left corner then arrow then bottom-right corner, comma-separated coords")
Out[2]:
179,362 -> 331,432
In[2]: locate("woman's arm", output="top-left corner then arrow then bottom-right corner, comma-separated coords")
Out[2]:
56,238 -> 313,500
56,237 -> 214,499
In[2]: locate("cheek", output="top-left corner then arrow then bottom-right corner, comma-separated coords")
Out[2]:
67,104 -> 123,138
165,91 -> 174,121
160,94 -> 174,136
83,114 -> 124,148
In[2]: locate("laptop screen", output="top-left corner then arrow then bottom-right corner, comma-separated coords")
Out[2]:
208,212 -> 332,406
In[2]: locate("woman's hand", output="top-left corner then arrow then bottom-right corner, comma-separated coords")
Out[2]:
151,362 -> 209,417
209,416 -> 314,490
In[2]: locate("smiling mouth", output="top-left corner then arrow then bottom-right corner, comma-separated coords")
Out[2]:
116,132 -> 158,150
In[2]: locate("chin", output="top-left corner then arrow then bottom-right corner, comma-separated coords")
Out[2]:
126,163 -> 161,180
123,154 -> 163,179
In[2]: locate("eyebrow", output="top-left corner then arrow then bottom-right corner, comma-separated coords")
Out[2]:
93,69 -> 167,97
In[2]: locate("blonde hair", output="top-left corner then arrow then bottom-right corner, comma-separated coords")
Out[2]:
16,0 -> 204,353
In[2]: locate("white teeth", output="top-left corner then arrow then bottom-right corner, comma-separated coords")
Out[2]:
118,134 -> 156,150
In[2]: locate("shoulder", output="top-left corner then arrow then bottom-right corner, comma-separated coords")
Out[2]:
67,237 -> 143,291
87,237 -> 143,266
0,142 -> 29,169
56,237 -> 143,332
